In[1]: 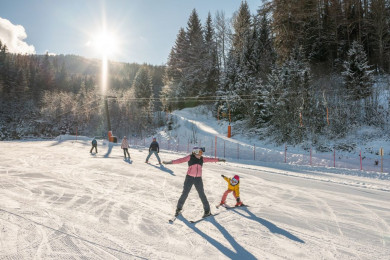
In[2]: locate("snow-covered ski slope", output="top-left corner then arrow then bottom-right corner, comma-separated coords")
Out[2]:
164,106 -> 390,174
1,113 -> 390,259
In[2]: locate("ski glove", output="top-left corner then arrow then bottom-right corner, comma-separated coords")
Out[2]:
218,158 -> 226,162
163,161 -> 172,164
236,197 -> 240,203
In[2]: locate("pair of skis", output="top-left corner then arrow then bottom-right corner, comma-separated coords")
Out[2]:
169,204 -> 248,224
169,210 -> 217,224
216,203 -> 249,210
169,214 -> 219,224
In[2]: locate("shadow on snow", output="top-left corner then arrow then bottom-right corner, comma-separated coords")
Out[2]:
177,206 -> 304,259
231,206 -> 304,244
180,215 -> 257,260
148,164 -> 175,176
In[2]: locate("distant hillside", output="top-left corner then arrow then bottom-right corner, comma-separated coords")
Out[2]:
0,51 -> 165,140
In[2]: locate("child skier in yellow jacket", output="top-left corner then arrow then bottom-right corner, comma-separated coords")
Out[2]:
220,174 -> 243,207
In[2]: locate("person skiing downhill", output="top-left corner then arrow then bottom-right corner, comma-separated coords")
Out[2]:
163,147 -> 226,218
220,174 -> 243,207
121,136 -> 130,159
145,137 -> 161,164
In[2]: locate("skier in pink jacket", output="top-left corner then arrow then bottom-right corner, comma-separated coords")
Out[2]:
163,147 -> 226,218
121,136 -> 130,160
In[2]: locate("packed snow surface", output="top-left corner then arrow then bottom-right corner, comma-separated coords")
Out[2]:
1,108 -> 390,259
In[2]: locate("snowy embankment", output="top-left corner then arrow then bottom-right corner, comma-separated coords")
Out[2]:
0,137 -> 389,259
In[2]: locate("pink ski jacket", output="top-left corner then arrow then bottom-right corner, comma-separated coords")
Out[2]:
171,155 -> 220,177
121,139 -> 129,149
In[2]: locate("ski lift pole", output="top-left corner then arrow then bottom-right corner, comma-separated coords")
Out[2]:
360,150 -> 362,170
104,96 -> 112,136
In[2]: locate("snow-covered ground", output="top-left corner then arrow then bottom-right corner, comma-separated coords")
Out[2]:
1,108 -> 390,259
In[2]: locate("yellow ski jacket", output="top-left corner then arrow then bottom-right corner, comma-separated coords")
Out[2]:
223,176 -> 240,198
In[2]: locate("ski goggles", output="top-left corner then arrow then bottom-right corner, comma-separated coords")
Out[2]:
231,178 -> 238,185
192,147 -> 205,155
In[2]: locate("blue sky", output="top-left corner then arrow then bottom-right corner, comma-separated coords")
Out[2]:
0,0 -> 262,65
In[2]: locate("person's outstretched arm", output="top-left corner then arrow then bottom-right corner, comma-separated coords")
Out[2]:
163,155 -> 190,164
203,157 -> 226,163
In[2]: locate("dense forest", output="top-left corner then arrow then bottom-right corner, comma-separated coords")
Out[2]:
1,0 -> 390,144
0,49 -> 165,139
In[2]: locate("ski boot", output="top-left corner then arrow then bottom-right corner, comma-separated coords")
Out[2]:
175,208 -> 182,217
202,210 -> 212,218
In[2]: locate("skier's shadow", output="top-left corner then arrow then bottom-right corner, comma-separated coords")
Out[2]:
104,142 -> 114,158
231,207 -> 304,243
124,159 -> 133,164
148,164 -> 175,176
180,216 -> 257,259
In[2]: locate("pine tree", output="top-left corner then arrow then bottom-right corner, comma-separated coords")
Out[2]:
219,1 -> 254,120
254,10 -> 276,81
133,66 -> 153,111
162,28 -> 189,110
267,47 -> 312,144
202,12 -> 219,97
232,1 -> 252,58
342,40 -> 374,100
184,9 -> 206,97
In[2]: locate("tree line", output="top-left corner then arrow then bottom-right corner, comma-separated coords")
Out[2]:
163,0 -> 390,144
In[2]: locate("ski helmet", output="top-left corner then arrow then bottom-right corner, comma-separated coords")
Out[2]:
192,147 -> 203,155
230,175 -> 239,186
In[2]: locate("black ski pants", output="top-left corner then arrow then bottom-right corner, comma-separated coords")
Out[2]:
123,148 -> 130,158
176,175 -> 210,212
90,145 -> 97,153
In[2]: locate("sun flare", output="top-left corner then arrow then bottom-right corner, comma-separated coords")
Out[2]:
90,30 -> 119,57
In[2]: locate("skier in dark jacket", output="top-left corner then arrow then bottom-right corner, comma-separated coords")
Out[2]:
90,138 -> 98,153
145,137 -> 161,164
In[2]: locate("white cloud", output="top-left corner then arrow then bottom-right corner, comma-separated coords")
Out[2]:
0,17 -> 35,54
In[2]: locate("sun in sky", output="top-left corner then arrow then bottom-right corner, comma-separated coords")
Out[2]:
86,29 -> 120,58
85,26 -> 121,94
84,11 -> 123,94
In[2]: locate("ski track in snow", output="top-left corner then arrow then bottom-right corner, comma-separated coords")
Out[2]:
0,137 -> 390,258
